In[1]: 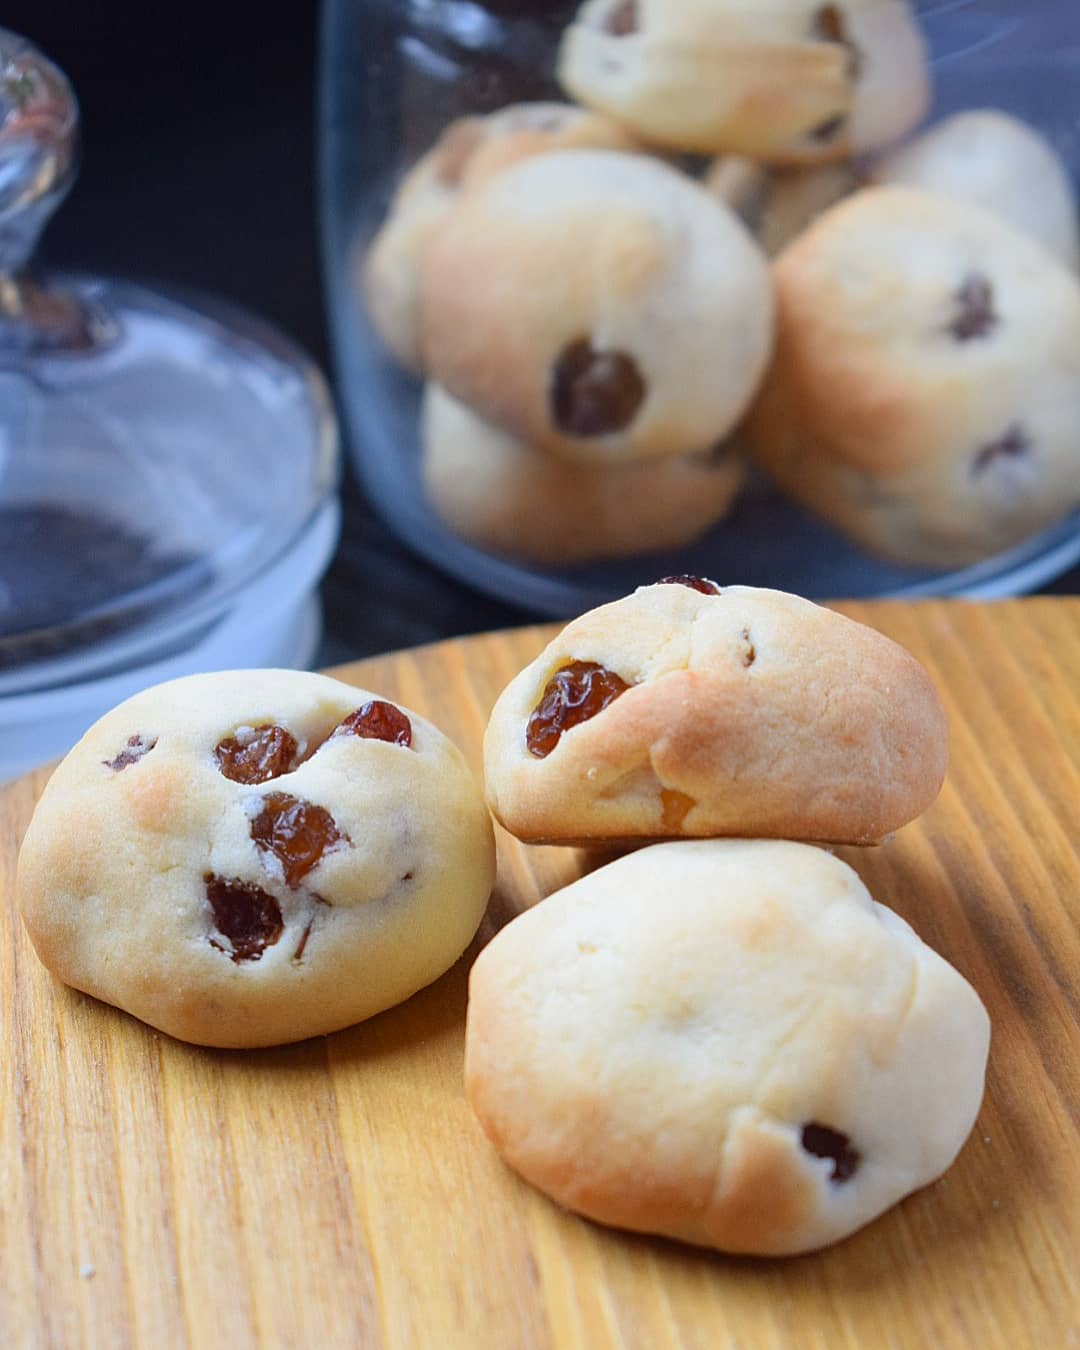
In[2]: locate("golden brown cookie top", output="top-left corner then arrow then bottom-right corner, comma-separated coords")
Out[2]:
484,581 -> 948,845
466,838 -> 990,1255
17,669 -> 495,1047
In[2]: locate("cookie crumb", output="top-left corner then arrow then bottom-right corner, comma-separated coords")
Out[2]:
80,1263 -> 96,1280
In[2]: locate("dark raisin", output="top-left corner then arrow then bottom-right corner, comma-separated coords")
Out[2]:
972,424 -> 1030,475
813,5 -> 861,79
249,792 -> 346,888
334,700 -> 412,747
293,921 -> 314,963
526,661 -> 631,759
808,114 -> 848,143
658,575 -> 723,595
550,339 -> 646,438
801,1122 -> 860,1183
104,734 -> 156,772
695,439 -> 738,469
604,0 -> 638,36
215,725 -> 298,784
950,274 -> 997,342
204,875 -> 283,963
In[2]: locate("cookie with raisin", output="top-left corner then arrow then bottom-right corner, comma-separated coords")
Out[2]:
870,109 -> 1080,271
420,383 -> 745,564
466,839 -> 989,1255
17,670 -> 495,1047
747,185 -> 1080,567
557,0 -> 928,164
419,150 -> 773,464
361,103 -> 640,371
483,580 -> 947,845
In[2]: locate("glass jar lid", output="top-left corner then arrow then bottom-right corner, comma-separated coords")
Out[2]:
0,29 -> 338,692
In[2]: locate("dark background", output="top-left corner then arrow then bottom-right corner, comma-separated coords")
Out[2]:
10,0 -> 531,664
8,1 -> 1078,666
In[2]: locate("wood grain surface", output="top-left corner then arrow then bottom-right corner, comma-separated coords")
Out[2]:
2,599 -> 1078,1349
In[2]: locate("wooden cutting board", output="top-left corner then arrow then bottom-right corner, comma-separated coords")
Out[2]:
2,599 -> 1078,1349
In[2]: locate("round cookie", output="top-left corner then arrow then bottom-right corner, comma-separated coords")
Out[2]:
483,579 -> 947,846
465,838 -> 990,1256
557,0 -> 928,164
420,383 -> 745,564
870,109 -> 1080,271
361,104 -> 640,371
17,670 -> 496,1048
419,150 -> 774,465
747,185 -> 1080,568
726,109 -> 1080,266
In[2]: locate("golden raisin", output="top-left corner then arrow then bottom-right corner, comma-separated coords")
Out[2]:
215,725 -> 298,784
249,792 -> 345,888
660,789 -> 696,832
204,875 -> 283,962
526,661 -> 631,759
801,1122 -> 860,1182
334,700 -> 412,747
550,339 -> 646,437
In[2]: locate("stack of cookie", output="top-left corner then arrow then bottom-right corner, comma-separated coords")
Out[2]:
363,110 -> 772,565
360,0 -> 1080,570
467,577 -> 991,1255
16,580 -> 992,1255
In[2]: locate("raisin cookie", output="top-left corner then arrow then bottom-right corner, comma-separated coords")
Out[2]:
870,109 -> 1080,271
17,670 -> 496,1048
466,839 -> 990,1256
557,0 -> 928,163
362,104 -> 640,371
748,186 -> 1080,568
727,109 -> 1080,266
419,150 -> 773,465
483,579 -> 947,845
420,384 -> 745,564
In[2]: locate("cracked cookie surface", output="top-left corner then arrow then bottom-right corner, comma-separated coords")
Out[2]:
17,670 -> 495,1047
465,839 -> 990,1255
483,582 -> 948,846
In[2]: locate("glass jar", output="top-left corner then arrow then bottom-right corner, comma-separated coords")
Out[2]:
320,0 -> 1080,615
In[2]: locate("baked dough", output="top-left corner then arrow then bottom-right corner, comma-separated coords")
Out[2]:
870,109 -> 1080,271
483,580 -> 947,845
420,383 -> 745,564
465,838 -> 990,1256
361,103 -> 639,371
713,109 -> 1080,265
557,0 -> 928,163
419,149 -> 773,464
17,670 -> 496,1047
748,185 -> 1080,568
